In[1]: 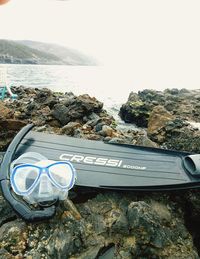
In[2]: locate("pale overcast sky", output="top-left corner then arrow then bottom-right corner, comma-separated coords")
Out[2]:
1,0 -> 200,89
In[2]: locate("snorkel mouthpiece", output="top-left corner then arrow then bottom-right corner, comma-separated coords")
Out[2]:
0,124 -> 76,222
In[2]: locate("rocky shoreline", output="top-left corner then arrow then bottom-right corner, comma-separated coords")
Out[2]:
1,86 -> 200,258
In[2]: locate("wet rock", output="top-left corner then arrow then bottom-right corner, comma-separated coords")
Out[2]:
119,98 -> 150,127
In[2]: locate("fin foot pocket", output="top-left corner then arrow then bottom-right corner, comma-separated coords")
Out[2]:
183,155 -> 200,176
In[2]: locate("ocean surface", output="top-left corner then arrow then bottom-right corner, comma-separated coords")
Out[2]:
1,64 -> 199,125
1,64 -> 136,123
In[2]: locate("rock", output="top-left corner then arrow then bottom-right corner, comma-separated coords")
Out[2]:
34,125 -> 51,132
76,94 -> 103,113
183,191 -> 200,254
71,245 -> 102,259
52,95 -> 103,126
0,119 -> 27,150
121,88 -> 200,126
164,122 -> 200,153
0,180 -> 198,258
94,122 -> 104,132
35,88 -> 53,104
1,86 -> 200,258
51,104 -> 71,126
0,102 -> 12,119
138,89 -> 165,104
127,200 -> 198,257
0,195 -> 16,228
147,106 -> 174,143
0,220 -> 27,256
164,88 -> 179,95
135,134 -> 159,148
0,119 -> 26,131
0,248 -> 14,259
119,100 -> 150,127
60,122 -> 81,135
107,137 -> 127,144
98,125 -> 114,137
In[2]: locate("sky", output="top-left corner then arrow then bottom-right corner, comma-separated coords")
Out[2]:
1,0 -> 200,89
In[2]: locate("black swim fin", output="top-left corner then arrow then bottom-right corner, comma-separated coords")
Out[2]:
13,128 -> 200,191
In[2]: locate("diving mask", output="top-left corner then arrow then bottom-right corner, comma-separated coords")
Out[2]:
0,124 -> 77,222
10,152 -> 76,204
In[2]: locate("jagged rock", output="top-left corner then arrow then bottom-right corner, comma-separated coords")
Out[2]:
51,104 -> 70,126
147,106 -> 174,143
60,122 -> 81,135
0,118 -> 27,151
0,119 -> 26,131
163,120 -> 200,153
135,134 -> 159,147
0,102 -> 12,119
0,220 -> 27,256
76,94 -> 103,113
0,248 -> 14,259
0,195 -> 16,226
121,88 -> 200,126
107,137 -> 126,144
1,86 -> 200,258
127,200 -> 198,257
138,89 -> 165,104
52,95 -> 103,126
119,99 -> 150,127
98,125 -> 114,137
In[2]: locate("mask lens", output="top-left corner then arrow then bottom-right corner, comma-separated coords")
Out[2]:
48,162 -> 74,188
12,165 -> 40,194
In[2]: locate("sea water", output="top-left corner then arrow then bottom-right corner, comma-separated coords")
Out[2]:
2,64 -> 200,123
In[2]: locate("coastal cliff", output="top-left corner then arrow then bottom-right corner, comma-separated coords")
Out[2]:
0,39 -> 97,65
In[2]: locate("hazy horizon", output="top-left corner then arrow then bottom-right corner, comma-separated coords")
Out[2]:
1,0 -> 200,90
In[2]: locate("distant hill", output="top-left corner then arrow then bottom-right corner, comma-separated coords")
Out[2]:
0,39 -> 97,65
19,40 -> 97,65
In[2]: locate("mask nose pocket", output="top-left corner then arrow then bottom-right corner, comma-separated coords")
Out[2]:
38,174 -> 54,200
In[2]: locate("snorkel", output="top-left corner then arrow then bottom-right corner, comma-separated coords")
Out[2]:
0,124 -> 76,222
